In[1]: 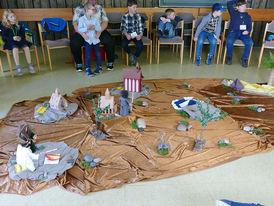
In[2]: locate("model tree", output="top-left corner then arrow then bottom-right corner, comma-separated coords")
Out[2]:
92,95 -> 111,123
193,98 -> 228,151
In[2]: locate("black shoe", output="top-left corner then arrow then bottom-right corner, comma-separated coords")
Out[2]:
76,67 -> 83,72
226,57 -> 232,65
86,68 -> 94,77
106,65 -> 114,71
241,58 -> 248,68
94,66 -> 103,74
156,30 -> 163,37
164,30 -> 169,36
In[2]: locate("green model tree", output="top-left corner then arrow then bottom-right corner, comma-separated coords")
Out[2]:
263,52 -> 274,85
193,98 -> 228,151
92,95 -> 111,123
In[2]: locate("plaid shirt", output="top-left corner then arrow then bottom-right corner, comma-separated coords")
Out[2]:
120,12 -> 143,35
73,5 -> 108,25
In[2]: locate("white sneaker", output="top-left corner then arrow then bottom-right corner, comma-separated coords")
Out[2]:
28,64 -> 36,73
16,66 -> 23,76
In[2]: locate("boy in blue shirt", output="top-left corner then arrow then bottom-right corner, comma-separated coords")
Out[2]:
157,9 -> 182,38
226,0 -> 253,67
78,3 -> 102,77
194,3 -> 226,66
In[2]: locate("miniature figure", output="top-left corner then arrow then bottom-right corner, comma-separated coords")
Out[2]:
157,132 -> 169,155
119,90 -> 132,116
135,100 -> 148,107
49,88 -> 68,110
16,124 -> 39,171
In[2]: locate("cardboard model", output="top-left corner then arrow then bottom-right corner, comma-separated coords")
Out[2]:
49,88 -> 68,110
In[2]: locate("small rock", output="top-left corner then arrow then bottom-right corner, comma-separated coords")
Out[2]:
84,154 -> 93,162
93,158 -> 102,163
90,161 -> 97,168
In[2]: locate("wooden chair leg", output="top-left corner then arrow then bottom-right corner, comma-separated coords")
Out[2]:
150,44 -> 152,64
157,40 -> 160,64
180,43 -> 184,64
176,45 -> 179,53
147,45 -> 149,59
46,47 -> 53,71
217,43 -> 221,64
223,46 -> 227,65
0,56 -> 3,73
34,46 -> 41,72
190,39 -> 193,59
41,45 -> 46,65
247,45 -> 253,67
193,42 -> 197,63
126,53 -> 128,66
172,45 -> 175,53
257,45 -> 264,69
6,52 -> 14,77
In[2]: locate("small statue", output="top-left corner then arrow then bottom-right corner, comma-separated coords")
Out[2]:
16,124 -> 39,172
89,124 -> 109,140
49,88 -> 68,110
119,90 -> 132,116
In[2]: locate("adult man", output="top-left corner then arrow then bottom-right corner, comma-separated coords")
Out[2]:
70,0 -> 115,72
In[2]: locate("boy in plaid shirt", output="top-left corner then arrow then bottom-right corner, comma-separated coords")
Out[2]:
121,0 -> 144,66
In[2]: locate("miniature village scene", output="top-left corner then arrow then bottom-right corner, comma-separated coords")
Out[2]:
0,62 -> 273,195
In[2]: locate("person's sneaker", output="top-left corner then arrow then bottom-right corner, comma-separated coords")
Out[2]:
85,68 -> 94,77
226,56 -> 232,65
195,56 -> 201,66
164,30 -> 169,36
241,58 -> 248,68
156,30 -> 163,37
106,65 -> 114,71
206,54 -> 214,65
94,66 -> 103,74
16,65 -> 23,76
76,67 -> 83,72
129,53 -> 135,66
28,64 -> 36,73
216,199 -> 263,206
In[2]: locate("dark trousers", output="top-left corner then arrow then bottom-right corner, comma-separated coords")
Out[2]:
70,30 -> 115,65
121,36 -> 143,58
85,42 -> 101,69
226,31 -> 253,60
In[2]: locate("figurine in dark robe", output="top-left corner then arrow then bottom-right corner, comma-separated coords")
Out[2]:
119,90 -> 131,116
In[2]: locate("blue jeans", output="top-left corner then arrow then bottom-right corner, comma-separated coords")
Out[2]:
122,36 -> 143,58
196,31 -> 217,58
158,21 -> 175,38
84,42 -> 101,69
226,31 -> 253,60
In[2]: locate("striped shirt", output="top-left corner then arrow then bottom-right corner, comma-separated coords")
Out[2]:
204,16 -> 219,33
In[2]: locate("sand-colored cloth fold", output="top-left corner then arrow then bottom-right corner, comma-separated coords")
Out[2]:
0,79 -> 273,195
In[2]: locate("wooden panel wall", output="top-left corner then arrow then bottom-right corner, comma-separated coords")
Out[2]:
0,0 -> 273,46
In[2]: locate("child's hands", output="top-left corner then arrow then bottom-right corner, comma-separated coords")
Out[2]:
136,34 -> 142,40
125,33 -> 131,40
95,31 -> 101,39
88,24 -> 95,30
194,37 -> 198,42
82,33 -> 89,40
13,36 -> 21,41
242,31 -> 249,35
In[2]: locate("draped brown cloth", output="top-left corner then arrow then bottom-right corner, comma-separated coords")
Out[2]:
0,78 -> 273,195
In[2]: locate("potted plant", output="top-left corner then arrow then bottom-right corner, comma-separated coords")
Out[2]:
263,52 -> 274,85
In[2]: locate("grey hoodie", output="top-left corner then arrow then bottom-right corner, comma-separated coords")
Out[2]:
194,12 -> 222,39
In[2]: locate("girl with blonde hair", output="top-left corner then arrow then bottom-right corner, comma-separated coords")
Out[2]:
2,9 -> 36,76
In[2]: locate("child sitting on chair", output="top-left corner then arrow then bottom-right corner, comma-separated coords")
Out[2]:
194,3 -> 226,66
1,9 -> 36,76
225,0 -> 253,68
157,9 -> 182,39
78,3 -> 102,77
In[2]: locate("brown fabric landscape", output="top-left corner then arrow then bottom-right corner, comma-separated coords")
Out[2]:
0,78 -> 273,195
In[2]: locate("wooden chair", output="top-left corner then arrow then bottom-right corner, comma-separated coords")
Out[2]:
258,20 -> 274,68
124,19 -> 152,65
222,21 -> 254,66
106,12 -> 123,37
37,18 -> 70,71
151,12 -> 165,52
191,16 -> 222,64
156,20 -> 184,64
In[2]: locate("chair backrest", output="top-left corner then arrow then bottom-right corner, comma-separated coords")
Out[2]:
107,12 -> 123,23
151,12 -> 165,23
177,12 -> 195,23
194,16 -> 203,29
139,12 -> 148,21
144,20 -> 150,37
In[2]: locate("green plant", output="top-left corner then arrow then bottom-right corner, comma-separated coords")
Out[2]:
134,100 -> 143,106
251,128 -> 266,134
263,52 -> 274,69
248,106 -> 258,111
92,95 -> 111,122
180,120 -> 189,127
130,120 -> 138,129
176,110 -> 190,119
